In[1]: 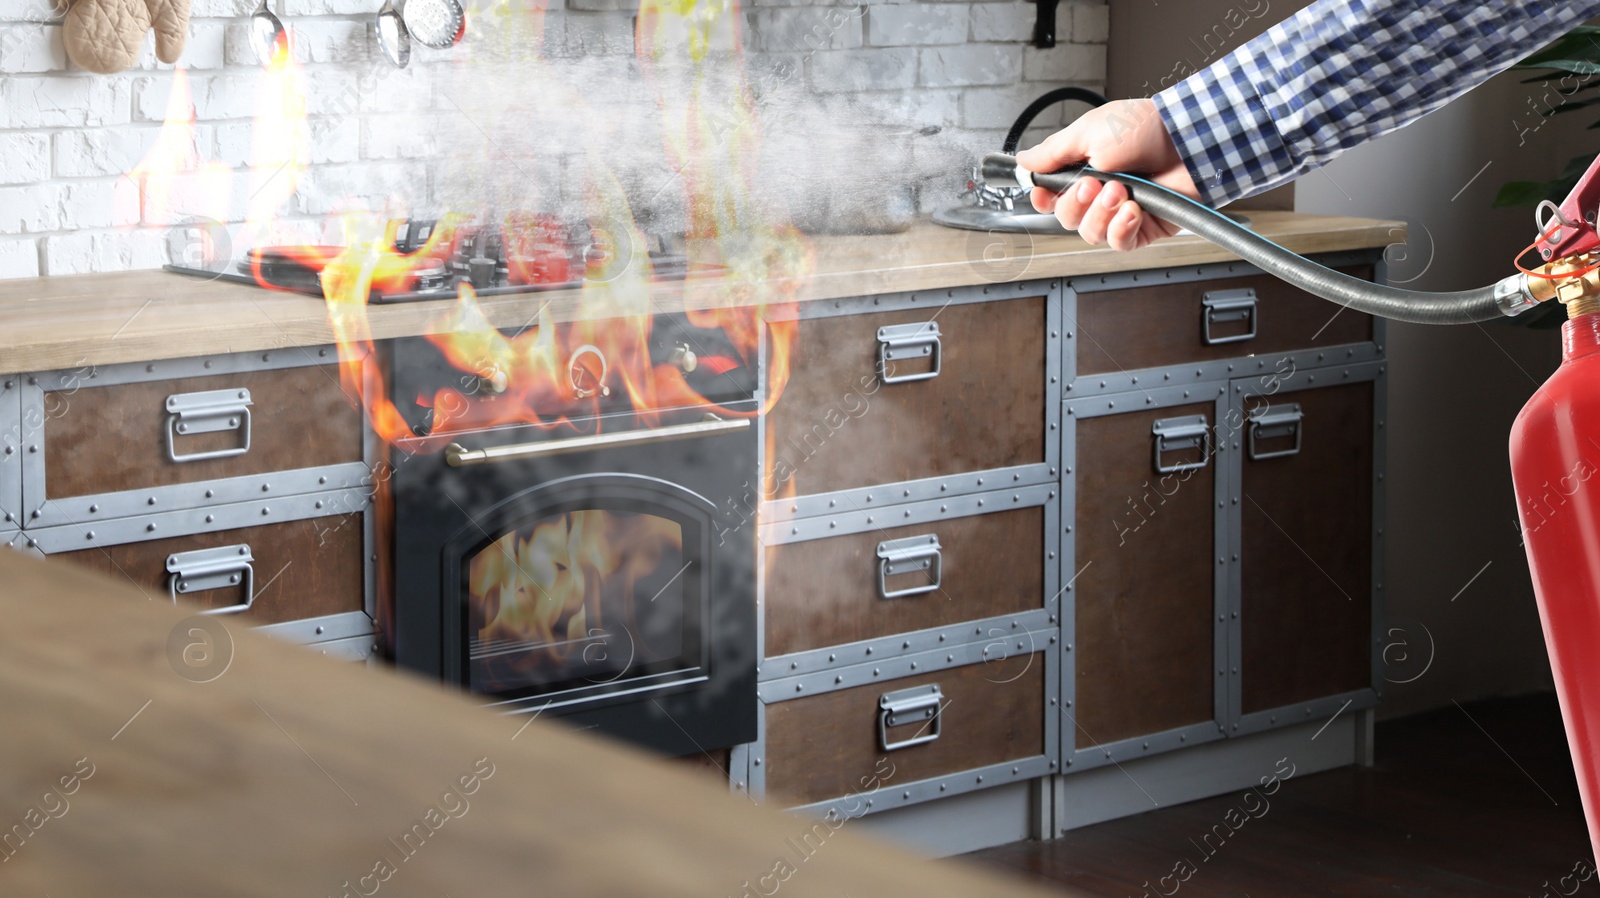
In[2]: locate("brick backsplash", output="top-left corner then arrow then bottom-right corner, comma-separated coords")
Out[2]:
0,0 -> 1106,278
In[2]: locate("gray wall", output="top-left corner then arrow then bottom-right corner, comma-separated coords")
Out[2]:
1296,68 -> 1587,718
1106,0 -> 1312,210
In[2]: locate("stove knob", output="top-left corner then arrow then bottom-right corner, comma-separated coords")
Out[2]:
670,344 -> 697,374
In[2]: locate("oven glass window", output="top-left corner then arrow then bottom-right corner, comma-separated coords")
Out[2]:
466,509 -> 693,695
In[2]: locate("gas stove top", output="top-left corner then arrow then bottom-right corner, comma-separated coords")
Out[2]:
165,216 -> 719,303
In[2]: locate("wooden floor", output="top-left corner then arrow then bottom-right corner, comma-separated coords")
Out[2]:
969,694 -> 1595,897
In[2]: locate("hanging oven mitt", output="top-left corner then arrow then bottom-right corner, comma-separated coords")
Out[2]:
62,0 -> 190,74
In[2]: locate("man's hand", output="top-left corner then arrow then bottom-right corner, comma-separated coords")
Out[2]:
1015,98 -> 1200,252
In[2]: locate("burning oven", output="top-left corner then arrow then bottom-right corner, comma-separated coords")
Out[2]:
387,315 -> 759,755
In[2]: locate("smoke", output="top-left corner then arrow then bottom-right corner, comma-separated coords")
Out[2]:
374,7 -> 974,238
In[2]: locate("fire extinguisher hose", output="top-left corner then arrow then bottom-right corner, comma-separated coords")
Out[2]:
981,153 -> 1543,325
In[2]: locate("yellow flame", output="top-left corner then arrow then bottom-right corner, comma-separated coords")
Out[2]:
470,511 -> 683,666
246,47 -> 310,242
118,68 -> 232,228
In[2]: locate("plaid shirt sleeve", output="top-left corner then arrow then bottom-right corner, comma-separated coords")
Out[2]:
1152,0 -> 1600,207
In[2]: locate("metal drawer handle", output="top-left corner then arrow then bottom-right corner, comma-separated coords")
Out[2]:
445,416 -> 750,467
876,535 -> 942,599
167,544 -> 255,615
1249,402 -> 1304,460
879,684 -> 943,752
877,322 -> 942,384
1152,415 -> 1211,474
1202,288 -> 1258,345
166,388 -> 253,463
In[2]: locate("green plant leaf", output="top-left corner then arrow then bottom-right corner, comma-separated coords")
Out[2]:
1521,69 -> 1600,85
1499,28 -> 1600,214
1557,154 -> 1595,180
1519,27 -> 1600,68
1550,95 -> 1600,115
1531,61 -> 1600,76
1495,181 -> 1553,208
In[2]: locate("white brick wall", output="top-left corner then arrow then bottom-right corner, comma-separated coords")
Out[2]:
0,0 -> 1105,278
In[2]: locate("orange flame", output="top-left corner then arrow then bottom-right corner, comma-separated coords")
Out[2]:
468,510 -> 684,680
637,0 -> 811,413
126,2 -> 812,450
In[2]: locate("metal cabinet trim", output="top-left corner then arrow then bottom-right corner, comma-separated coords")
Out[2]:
761,608 -> 1056,682
0,377 -> 19,528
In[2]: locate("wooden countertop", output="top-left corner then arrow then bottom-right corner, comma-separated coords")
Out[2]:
0,548 -> 1083,897
0,212 -> 1399,373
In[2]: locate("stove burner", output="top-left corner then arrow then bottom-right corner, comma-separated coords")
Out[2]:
392,310 -> 757,438
164,215 -> 718,302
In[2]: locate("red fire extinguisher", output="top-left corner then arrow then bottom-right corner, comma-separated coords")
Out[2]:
1512,153 -> 1600,862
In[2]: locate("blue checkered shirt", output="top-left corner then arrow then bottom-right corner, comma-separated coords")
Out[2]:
1153,1 -> 1600,207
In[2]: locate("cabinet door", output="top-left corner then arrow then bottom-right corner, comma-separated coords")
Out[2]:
1236,378 -> 1375,718
1068,391 -> 1226,763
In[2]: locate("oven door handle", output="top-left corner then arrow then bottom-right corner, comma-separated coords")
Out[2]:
444,416 -> 751,467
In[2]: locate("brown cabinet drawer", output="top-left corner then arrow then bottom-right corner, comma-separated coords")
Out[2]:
1073,400 -> 1219,745
1075,268 -> 1375,377
764,654 -> 1043,807
1240,382 -> 1374,713
37,362 -> 362,505
764,506 -> 1043,658
53,514 -> 365,628
767,297 -> 1046,496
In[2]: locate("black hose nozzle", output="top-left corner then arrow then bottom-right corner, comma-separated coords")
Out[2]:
979,154 -> 1539,325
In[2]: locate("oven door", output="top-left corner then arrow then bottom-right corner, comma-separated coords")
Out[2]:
393,403 -> 757,755
445,475 -> 711,709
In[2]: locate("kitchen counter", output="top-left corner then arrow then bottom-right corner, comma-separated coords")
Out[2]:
0,212 -> 1396,861
0,213 -> 1400,372
0,547 -> 1081,896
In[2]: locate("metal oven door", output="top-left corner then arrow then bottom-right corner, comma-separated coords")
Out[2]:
449,475 -> 711,706
393,402 -> 757,755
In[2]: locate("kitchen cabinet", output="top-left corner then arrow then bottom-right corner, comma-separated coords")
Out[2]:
5,350 -> 378,661
1061,253 -> 1384,784
751,282 -> 1063,832
0,214 -> 1397,855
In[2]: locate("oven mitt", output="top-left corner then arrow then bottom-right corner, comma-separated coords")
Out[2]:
62,0 -> 190,74
144,0 -> 191,63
